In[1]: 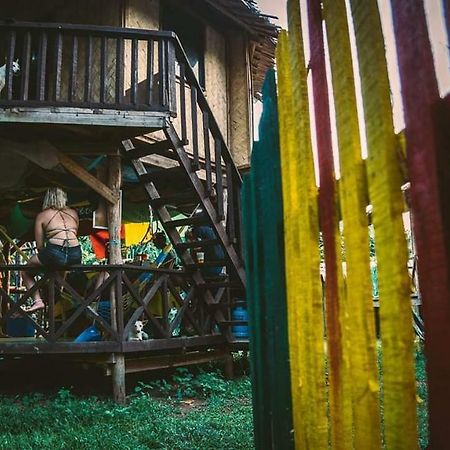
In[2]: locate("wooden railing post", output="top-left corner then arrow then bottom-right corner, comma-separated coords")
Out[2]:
107,152 -> 126,404
167,39 -> 177,116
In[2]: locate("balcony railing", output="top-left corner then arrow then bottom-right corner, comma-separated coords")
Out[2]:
0,21 -> 177,113
0,264 -> 231,353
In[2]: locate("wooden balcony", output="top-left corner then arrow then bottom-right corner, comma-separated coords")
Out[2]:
0,21 -> 178,140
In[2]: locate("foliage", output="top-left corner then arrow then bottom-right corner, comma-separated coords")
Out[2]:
0,371 -> 253,450
78,236 -> 98,265
137,368 -> 239,400
377,342 -> 428,449
415,344 -> 428,449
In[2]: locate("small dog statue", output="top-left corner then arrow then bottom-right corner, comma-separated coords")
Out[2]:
128,320 -> 149,341
0,59 -> 20,93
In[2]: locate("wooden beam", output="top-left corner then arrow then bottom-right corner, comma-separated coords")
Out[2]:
105,350 -> 230,375
0,106 -> 169,129
58,152 -> 118,204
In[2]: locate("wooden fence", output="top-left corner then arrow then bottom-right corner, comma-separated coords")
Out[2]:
242,1 -> 449,449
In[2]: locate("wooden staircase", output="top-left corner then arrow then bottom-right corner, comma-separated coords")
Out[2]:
122,126 -> 245,290
121,36 -> 247,341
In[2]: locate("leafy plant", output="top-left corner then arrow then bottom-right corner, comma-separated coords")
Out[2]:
0,372 -> 254,450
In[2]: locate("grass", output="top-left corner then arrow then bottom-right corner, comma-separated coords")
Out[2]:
415,344 -> 428,449
0,370 -> 254,450
0,348 -> 428,449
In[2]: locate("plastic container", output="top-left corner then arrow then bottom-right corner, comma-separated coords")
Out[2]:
74,325 -> 101,343
97,300 -> 111,322
6,317 -> 35,337
232,304 -> 249,339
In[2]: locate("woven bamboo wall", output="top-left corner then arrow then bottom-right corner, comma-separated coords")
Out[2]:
205,25 -> 228,142
123,0 -> 160,101
228,34 -> 251,168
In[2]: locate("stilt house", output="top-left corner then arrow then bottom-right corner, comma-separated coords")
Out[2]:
0,0 -> 277,399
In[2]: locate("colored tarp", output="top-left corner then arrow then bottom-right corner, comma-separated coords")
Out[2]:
124,223 -> 151,247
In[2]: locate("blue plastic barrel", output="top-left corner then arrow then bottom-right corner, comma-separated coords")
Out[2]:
232,304 -> 249,338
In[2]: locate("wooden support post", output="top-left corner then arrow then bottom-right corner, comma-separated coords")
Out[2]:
107,153 -> 123,267
223,353 -> 234,380
107,153 -> 125,404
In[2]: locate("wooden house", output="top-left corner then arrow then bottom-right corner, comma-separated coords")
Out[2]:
0,0 -> 277,400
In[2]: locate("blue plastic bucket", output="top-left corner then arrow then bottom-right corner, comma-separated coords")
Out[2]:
232,304 -> 249,338
74,325 -> 101,342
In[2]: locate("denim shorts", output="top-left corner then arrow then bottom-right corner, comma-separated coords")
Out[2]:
38,243 -> 82,267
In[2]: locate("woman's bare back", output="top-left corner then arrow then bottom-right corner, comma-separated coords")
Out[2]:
38,208 -> 79,247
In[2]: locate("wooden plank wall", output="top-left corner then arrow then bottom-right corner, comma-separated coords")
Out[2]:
242,0 -> 450,448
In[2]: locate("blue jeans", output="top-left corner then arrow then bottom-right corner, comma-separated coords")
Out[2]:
38,243 -> 82,267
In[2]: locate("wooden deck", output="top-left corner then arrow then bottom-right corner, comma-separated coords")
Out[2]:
0,334 -> 227,355
0,106 -> 170,129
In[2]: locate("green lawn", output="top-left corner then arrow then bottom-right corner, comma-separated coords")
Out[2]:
0,370 -> 254,450
0,348 -> 428,450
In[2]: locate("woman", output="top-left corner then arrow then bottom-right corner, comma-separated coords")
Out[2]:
22,187 -> 82,312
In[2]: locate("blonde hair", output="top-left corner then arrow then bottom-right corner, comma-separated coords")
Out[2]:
42,187 -> 68,211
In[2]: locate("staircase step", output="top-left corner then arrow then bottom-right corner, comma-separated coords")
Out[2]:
186,260 -> 227,269
202,281 -> 242,289
219,320 -> 248,326
139,167 -> 186,184
125,139 -> 175,160
200,274 -> 228,283
151,192 -> 198,207
175,239 -> 220,250
164,215 -> 208,228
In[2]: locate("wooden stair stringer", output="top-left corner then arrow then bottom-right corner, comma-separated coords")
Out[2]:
123,145 -> 231,340
163,125 -> 246,288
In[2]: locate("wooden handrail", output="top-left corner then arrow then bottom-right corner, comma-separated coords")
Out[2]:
0,264 -> 186,275
171,34 -> 243,186
0,21 -> 176,40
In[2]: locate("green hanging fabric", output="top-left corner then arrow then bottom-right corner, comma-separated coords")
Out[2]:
242,69 -> 293,450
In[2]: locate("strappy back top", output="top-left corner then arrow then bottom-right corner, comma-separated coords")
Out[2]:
44,208 -> 79,247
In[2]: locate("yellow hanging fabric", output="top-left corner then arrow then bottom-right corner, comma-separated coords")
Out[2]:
124,222 -> 151,247
321,0 -> 382,448
276,32 -> 304,449
349,1 -> 418,448
277,3 -> 328,443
